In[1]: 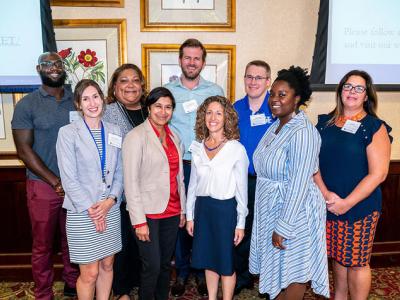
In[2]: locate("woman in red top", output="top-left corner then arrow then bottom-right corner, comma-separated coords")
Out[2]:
122,87 -> 186,300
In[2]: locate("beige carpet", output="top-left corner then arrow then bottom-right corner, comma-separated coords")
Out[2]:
1,267 -> 399,299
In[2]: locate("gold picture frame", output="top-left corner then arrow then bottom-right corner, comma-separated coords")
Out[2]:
53,19 -> 127,92
12,94 -> 25,107
142,43 -> 236,101
140,0 -> 236,31
0,94 -> 18,157
51,0 -> 124,7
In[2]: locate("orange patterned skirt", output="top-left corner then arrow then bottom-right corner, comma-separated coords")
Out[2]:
326,211 -> 380,267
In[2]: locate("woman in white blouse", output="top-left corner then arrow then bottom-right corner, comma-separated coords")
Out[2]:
186,95 -> 249,299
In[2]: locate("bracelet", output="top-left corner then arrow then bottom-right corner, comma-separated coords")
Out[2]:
108,195 -> 117,203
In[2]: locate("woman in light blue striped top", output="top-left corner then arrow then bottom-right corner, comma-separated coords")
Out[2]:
249,66 -> 329,299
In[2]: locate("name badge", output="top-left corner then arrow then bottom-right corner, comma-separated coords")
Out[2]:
182,100 -> 198,114
250,114 -> 267,126
341,120 -> 361,134
69,111 -> 81,123
108,133 -> 122,148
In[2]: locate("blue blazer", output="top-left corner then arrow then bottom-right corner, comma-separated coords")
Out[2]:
56,117 -> 123,213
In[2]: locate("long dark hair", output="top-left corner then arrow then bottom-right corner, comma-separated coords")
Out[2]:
328,70 -> 378,125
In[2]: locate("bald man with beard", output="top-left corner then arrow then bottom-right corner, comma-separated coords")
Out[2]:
11,52 -> 79,300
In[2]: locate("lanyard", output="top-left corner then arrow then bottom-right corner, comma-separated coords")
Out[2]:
84,120 -> 106,182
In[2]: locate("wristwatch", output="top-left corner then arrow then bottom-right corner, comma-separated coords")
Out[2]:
109,195 -> 117,203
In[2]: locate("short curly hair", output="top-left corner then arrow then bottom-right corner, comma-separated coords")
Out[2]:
195,96 -> 239,141
107,63 -> 147,105
274,65 -> 312,110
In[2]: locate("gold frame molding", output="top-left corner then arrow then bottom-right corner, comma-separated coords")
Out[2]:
53,19 -> 127,66
142,43 -> 236,101
51,0 -> 124,7
140,0 -> 236,32
12,94 -> 25,107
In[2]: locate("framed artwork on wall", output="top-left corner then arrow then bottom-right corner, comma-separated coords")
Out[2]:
53,19 -> 127,93
0,95 -> 6,140
0,93 -> 31,159
140,0 -> 235,31
0,94 -> 17,157
50,0 -> 124,7
142,43 -> 236,100
12,94 -> 25,107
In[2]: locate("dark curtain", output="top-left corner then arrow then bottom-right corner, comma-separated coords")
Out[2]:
309,0 -> 329,84
40,0 -> 57,52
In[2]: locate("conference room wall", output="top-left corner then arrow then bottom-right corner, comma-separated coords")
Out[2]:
48,0 -> 398,160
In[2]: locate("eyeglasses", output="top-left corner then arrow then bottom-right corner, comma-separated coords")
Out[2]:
39,60 -> 64,69
342,83 -> 366,94
244,75 -> 268,82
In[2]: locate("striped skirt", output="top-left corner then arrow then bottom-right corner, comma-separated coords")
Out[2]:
327,211 -> 380,267
66,208 -> 122,264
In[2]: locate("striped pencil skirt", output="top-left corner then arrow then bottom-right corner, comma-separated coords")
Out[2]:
66,208 -> 122,264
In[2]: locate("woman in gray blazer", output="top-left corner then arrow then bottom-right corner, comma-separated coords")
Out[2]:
56,79 -> 123,300
103,64 -> 148,299
123,87 -> 186,300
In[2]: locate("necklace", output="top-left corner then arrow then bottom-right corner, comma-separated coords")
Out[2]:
335,111 -> 366,127
117,102 -> 146,128
159,131 -> 166,144
204,138 -> 226,151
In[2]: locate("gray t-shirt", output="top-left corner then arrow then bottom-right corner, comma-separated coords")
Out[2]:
11,86 -> 76,180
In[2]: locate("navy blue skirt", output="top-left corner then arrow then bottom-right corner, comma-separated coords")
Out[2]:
191,196 -> 237,276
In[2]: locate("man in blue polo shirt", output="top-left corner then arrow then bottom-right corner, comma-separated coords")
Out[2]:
165,38 -> 224,297
233,60 -> 275,296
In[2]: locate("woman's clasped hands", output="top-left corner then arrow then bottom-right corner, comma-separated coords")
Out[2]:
88,198 -> 115,232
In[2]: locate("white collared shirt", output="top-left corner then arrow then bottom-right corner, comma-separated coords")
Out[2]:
186,140 -> 249,229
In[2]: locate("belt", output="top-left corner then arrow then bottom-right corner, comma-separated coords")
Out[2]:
183,159 -> 191,165
248,174 -> 257,179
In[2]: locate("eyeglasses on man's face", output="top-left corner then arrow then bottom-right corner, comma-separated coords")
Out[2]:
244,75 -> 268,82
342,83 -> 366,94
39,60 -> 64,69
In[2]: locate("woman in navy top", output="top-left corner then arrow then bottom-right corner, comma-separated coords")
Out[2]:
314,70 -> 392,299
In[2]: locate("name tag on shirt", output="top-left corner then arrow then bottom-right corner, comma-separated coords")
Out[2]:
250,113 -> 268,126
108,133 -> 122,148
341,120 -> 361,134
69,111 -> 81,123
182,100 -> 198,113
